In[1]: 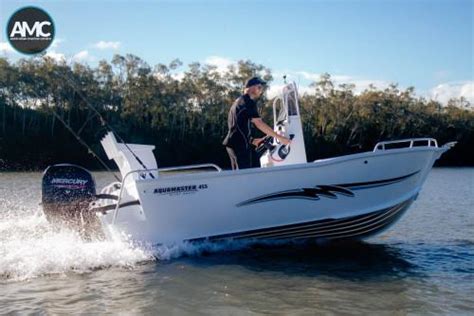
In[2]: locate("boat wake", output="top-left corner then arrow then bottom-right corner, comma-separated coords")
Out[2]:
0,207 -> 155,281
0,205 -> 262,281
149,238 -> 261,261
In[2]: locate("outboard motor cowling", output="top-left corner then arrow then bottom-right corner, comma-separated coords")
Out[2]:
42,164 -> 101,236
42,164 -> 96,205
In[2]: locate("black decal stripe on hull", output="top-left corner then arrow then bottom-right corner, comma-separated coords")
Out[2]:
337,170 -> 420,190
220,204 -> 390,240
283,204 -> 409,241
317,185 -> 354,196
236,190 -> 319,207
237,185 -> 354,207
236,171 -> 420,207
248,202 -> 406,240
188,197 -> 414,243
256,201 -> 409,240
237,195 -> 320,207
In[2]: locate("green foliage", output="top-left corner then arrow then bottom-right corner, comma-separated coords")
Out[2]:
0,57 -> 472,171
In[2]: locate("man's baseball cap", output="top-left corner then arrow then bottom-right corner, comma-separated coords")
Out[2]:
245,76 -> 267,88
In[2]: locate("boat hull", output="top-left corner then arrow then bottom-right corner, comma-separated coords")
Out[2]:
189,196 -> 415,242
98,146 -> 447,245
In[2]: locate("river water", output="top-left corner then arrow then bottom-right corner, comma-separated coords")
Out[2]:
0,168 -> 473,314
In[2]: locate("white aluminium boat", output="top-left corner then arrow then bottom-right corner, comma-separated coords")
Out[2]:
41,83 -> 455,245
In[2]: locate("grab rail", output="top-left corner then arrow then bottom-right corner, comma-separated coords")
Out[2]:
111,168 -> 158,224
110,163 -> 222,223
159,163 -> 222,173
373,138 -> 438,152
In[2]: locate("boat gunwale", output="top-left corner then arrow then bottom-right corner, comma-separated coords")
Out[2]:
133,146 -> 445,184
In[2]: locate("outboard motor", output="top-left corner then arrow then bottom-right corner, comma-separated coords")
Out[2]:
42,164 -> 101,237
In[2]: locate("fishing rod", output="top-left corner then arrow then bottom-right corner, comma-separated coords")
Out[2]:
51,111 -> 122,182
54,69 -> 156,179
28,88 -> 121,181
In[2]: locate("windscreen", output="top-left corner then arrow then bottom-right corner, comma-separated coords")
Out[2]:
287,91 -> 298,116
275,97 -> 286,124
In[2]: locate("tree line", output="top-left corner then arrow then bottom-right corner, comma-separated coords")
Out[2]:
0,55 -> 472,171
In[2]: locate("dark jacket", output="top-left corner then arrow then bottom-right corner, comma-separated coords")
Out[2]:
222,94 -> 260,151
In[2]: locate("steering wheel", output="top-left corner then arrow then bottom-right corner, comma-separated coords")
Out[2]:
255,134 -> 295,159
255,136 -> 275,156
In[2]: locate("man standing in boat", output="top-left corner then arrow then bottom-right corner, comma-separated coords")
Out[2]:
223,77 -> 291,170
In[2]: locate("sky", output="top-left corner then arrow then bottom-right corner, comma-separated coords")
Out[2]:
1,0 -> 473,103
